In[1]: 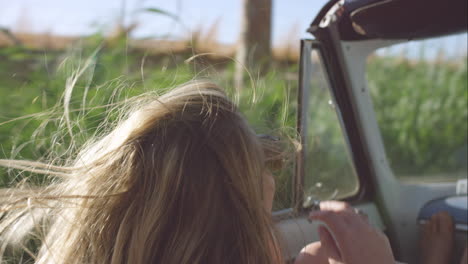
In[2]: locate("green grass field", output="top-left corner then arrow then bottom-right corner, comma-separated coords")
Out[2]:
0,37 -> 466,210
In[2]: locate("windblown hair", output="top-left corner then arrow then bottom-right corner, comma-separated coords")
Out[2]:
0,81 -> 283,264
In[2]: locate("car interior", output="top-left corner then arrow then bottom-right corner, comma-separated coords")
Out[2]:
273,0 -> 468,263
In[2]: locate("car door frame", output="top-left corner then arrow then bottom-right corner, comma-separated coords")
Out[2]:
281,0 -> 468,262
273,27 -> 388,262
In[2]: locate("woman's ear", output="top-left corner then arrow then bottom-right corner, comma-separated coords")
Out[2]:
263,170 -> 275,213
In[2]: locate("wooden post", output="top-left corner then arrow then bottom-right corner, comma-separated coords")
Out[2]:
235,0 -> 272,90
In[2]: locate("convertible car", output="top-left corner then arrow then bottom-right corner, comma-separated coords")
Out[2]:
274,0 -> 467,263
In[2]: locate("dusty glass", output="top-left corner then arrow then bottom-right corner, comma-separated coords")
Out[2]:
302,48 -> 360,202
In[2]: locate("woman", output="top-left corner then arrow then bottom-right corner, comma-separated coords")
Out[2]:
0,81 -> 395,263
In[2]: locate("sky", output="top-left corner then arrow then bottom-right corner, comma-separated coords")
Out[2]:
0,0 -> 466,58
0,0 -> 329,45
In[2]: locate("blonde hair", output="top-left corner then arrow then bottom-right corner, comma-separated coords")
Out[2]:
0,81 -> 283,264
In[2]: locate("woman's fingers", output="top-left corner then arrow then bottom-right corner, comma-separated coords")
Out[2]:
308,201 -> 395,264
317,225 -> 342,262
309,201 -> 354,240
310,201 -> 368,229
319,200 -> 352,211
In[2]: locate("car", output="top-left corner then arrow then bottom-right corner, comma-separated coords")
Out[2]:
274,0 -> 467,263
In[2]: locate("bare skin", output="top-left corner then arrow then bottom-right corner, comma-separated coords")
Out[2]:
295,201 -> 395,264
295,208 -> 468,264
420,211 -> 468,264
461,247 -> 467,264
419,211 -> 455,264
263,170 -> 275,213
296,241 -> 328,263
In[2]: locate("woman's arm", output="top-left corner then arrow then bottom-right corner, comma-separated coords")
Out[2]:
295,201 -> 395,264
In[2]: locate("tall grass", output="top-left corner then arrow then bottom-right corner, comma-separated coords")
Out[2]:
0,36 -> 298,209
0,36 -> 466,210
368,54 -> 467,180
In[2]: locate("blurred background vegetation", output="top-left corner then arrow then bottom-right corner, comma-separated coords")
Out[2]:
368,52 -> 467,179
0,2 -> 466,211
0,34 -> 299,209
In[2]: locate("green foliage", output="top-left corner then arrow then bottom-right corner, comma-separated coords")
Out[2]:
0,38 -> 297,201
368,56 -> 467,179
0,37 -> 466,210
137,7 -> 180,21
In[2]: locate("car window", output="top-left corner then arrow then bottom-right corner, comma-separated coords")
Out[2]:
366,33 -> 467,182
302,47 -> 360,202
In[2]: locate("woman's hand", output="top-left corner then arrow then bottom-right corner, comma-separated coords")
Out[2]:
301,201 -> 395,264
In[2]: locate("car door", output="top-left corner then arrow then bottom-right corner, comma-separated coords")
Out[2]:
275,35 -> 467,264
347,32 -> 468,264
273,38 -> 387,263
274,1 -> 467,263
